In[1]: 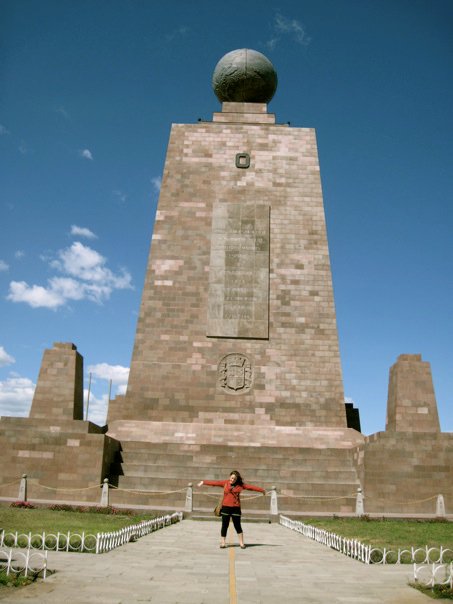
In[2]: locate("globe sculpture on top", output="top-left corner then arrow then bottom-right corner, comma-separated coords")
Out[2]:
212,48 -> 278,103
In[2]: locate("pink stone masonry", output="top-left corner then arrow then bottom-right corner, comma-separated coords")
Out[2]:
112,102 -> 346,430
30,342 -> 83,421
386,353 -> 440,432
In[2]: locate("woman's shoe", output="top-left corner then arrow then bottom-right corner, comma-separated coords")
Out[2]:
240,544 -> 246,549
220,544 -> 226,548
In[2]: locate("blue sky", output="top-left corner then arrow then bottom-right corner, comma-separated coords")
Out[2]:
1,0 -> 452,435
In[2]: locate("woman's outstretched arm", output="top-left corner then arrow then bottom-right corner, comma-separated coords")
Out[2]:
243,483 -> 266,494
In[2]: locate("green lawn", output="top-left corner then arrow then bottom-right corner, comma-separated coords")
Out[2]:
303,517 -> 453,551
0,506 -> 156,535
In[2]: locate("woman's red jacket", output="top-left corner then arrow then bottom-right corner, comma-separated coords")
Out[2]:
203,480 -> 265,508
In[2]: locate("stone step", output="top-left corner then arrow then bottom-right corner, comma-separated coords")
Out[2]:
116,475 -> 358,493
107,489 -> 356,514
119,448 -> 355,461
118,456 -> 356,473
119,443 -> 356,460
107,422 -> 363,450
118,463 -> 357,482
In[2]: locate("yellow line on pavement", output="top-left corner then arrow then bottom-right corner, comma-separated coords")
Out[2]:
229,543 -> 237,604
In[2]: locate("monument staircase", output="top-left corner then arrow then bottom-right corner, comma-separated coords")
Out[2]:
106,418 -> 363,515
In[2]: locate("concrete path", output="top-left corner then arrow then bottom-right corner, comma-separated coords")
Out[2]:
0,520 -> 430,603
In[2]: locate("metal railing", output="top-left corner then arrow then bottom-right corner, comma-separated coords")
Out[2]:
280,515 -> 453,566
414,563 -> 453,588
280,515 -> 371,563
1,530 -> 96,553
96,512 -> 183,553
0,547 -> 48,579
0,513 -> 183,555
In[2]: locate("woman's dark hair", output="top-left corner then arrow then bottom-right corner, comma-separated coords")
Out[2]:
230,470 -> 243,486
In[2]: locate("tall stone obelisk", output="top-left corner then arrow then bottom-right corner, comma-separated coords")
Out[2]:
109,49 -> 347,431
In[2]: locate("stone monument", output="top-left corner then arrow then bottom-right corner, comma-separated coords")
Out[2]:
109,48 -> 348,431
0,49 -> 451,515
106,48 -> 364,512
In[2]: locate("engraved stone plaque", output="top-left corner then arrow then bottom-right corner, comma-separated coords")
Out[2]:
218,353 -> 253,394
207,203 -> 269,338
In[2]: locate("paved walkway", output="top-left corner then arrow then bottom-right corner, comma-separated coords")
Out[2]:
0,520 -> 430,603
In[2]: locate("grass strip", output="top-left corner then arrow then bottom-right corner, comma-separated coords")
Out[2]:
303,517 -> 453,551
411,583 -> 453,600
0,506 -> 156,535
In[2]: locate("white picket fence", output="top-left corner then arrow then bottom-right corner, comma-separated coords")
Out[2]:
0,512 -> 183,555
96,512 -> 183,553
370,545 -> 453,565
1,529 -> 97,553
0,547 -> 48,579
414,563 -> 453,588
279,515 -> 453,567
280,515 -> 371,563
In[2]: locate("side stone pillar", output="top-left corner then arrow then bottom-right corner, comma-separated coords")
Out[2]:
385,354 -> 440,432
29,342 -> 84,421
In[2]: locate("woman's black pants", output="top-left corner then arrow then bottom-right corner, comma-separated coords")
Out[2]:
220,507 -> 242,537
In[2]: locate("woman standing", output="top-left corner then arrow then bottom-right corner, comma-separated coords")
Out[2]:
197,470 -> 265,549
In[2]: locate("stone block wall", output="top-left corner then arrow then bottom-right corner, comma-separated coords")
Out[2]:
361,431 -> 453,514
386,354 -> 440,432
30,343 -> 83,421
115,102 -> 346,429
0,417 -> 120,502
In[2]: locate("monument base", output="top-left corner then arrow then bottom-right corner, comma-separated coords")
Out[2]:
105,420 -> 363,513
360,431 -> 453,514
0,416 -> 120,502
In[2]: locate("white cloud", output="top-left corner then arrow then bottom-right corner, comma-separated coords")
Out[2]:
0,346 -> 15,366
266,38 -> 278,51
50,277 -> 87,301
52,242 -> 131,289
83,364 -> 129,425
87,362 -> 130,385
70,225 -> 97,239
0,375 -> 35,417
165,26 -> 188,43
8,281 -> 65,309
113,190 -> 127,204
80,148 -> 93,160
151,176 -> 162,192
117,383 -> 127,395
266,13 -> 311,49
0,124 -> 10,136
18,141 -> 30,155
7,241 -> 132,309
0,260 -> 9,271
55,106 -> 70,119
84,390 -> 109,426
15,250 -> 25,259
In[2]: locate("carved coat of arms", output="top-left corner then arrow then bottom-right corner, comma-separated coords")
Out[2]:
218,354 -> 253,394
